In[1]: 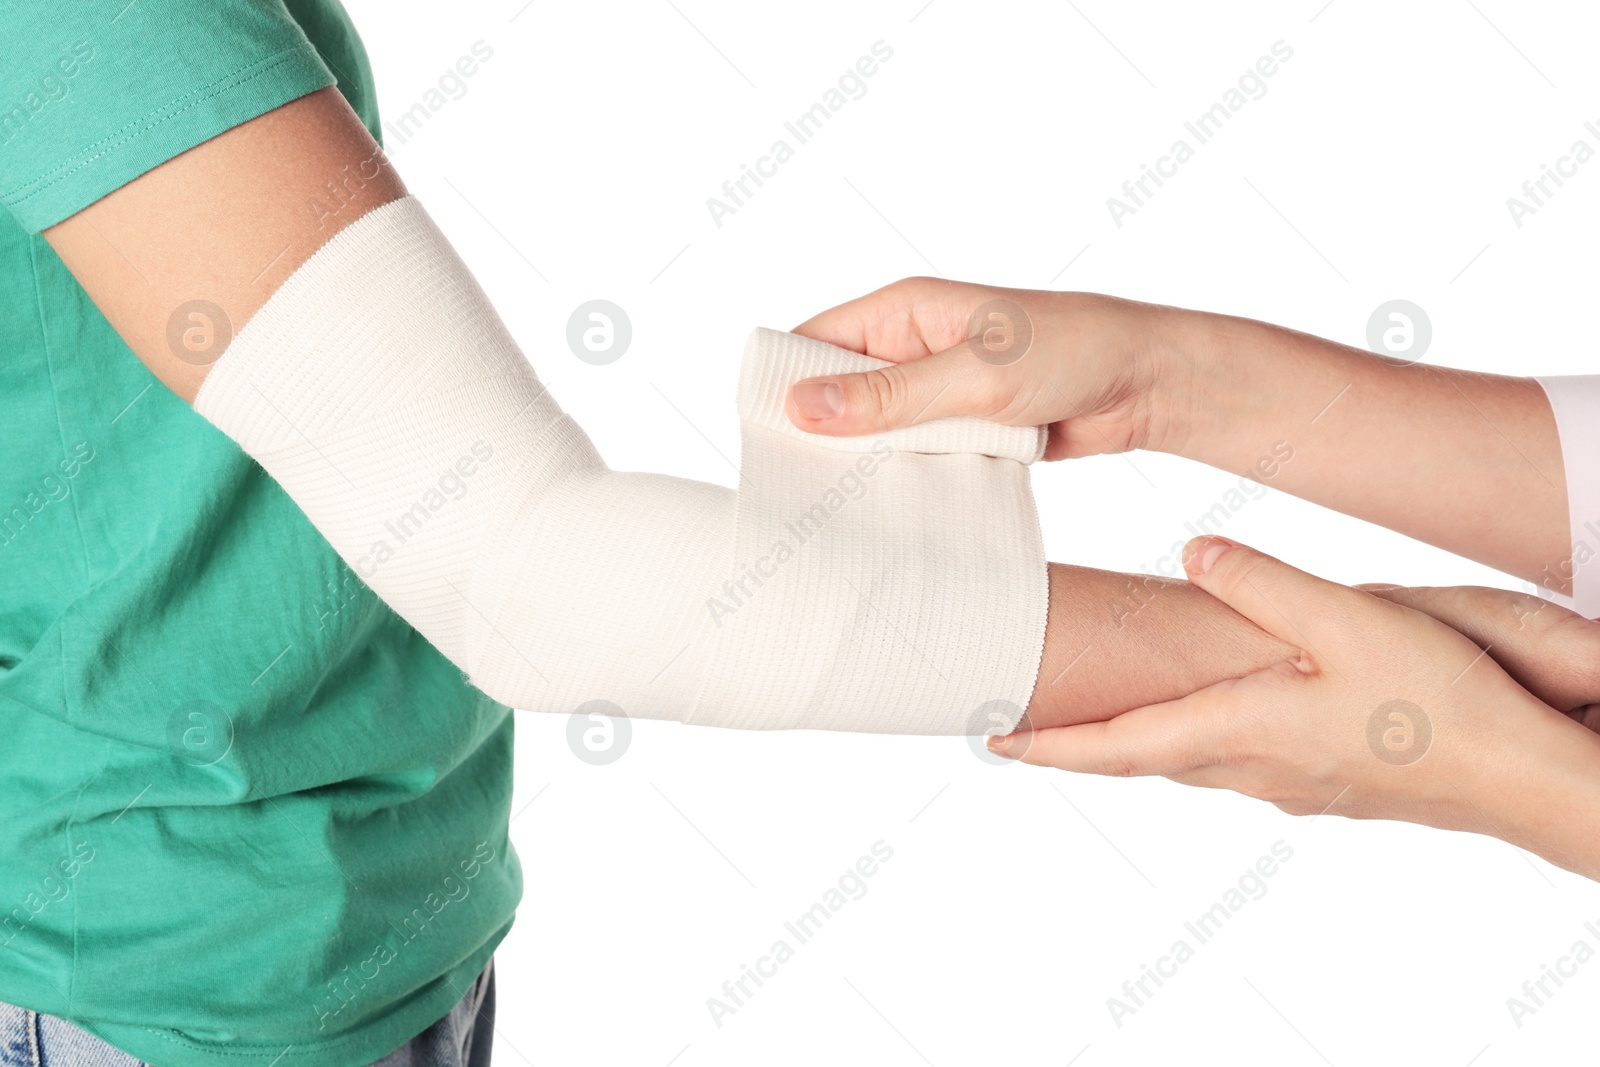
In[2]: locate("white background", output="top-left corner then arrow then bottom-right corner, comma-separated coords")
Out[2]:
347,1 -> 1599,1063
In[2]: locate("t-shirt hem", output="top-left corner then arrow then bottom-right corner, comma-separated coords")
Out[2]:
2,42 -> 334,233
67,922 -> 509,1067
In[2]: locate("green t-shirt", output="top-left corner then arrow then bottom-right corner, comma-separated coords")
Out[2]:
0,4 -> 521,1066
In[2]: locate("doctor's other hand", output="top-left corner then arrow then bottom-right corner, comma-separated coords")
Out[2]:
786,278 -> 1186,460
1354,583 -> 1600,728
989,537 -> 1600,882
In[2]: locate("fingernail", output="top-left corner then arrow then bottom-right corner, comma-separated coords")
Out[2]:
793,380 -> 843,420
986,734 -> 1017,759
1183,536 -> 1235,575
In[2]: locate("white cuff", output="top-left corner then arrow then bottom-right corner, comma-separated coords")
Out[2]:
1536,375 -> 1600,619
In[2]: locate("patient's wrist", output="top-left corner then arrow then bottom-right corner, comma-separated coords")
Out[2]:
1025,561 -> 1297,731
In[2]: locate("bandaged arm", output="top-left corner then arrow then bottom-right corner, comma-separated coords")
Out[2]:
44,87 -> 1297,731
182,191 -> 1051,730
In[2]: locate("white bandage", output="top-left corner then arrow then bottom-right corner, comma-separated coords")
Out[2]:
195,196 -> 1048,733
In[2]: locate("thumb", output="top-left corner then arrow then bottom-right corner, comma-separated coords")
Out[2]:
1182,536 -> 1368,659
786,344 -> 987,436
988,688 -> 1235,777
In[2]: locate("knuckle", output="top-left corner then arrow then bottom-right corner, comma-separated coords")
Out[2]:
889,276 -> 939,302
1205,712 -> 1253,767
1273,798 -> 1321,818
1209,550 -> 1270,603
966,367 -> 1017,419
1252,776 -> 1324,816
1096,727 -> 1142,778
1099,751 -> 1141,778
861,366 -> 906,421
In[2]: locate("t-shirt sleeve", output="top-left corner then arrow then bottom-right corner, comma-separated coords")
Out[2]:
1537,375 -> 1600,620
0,1 -> 336,234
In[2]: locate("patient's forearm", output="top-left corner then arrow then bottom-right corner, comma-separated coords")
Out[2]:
1025,562 -> 1296,729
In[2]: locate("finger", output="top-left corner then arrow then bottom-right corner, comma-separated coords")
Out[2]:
791,287 -> 907,360
988,689 -> 1233,778
1182,537 -> 1372,659
786,342 -> 995,436
791,278 -> 960,363
1364,585 -> 1600,712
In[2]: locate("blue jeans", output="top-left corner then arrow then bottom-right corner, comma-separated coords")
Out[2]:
0,960 -> 495,1067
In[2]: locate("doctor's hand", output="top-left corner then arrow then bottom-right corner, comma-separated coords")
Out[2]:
787,280 -> 1569,594
786,278 -> 1186,460
989,537 -> 1600,882
1355,583 -> 1600,727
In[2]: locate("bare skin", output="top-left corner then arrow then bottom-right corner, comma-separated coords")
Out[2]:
41,87 -> 1297,730
786,278 -> 1600,876
787,279 -> 1571,595
996,539 -> 1600,882
46,88 -> 407,402
1358,582 -> 1600,721
1027,564 -> 1295,728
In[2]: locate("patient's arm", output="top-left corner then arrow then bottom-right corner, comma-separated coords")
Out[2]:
46,88 -> 406,401
1027,563 -> 1296,729
47,86 -> 1296,731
